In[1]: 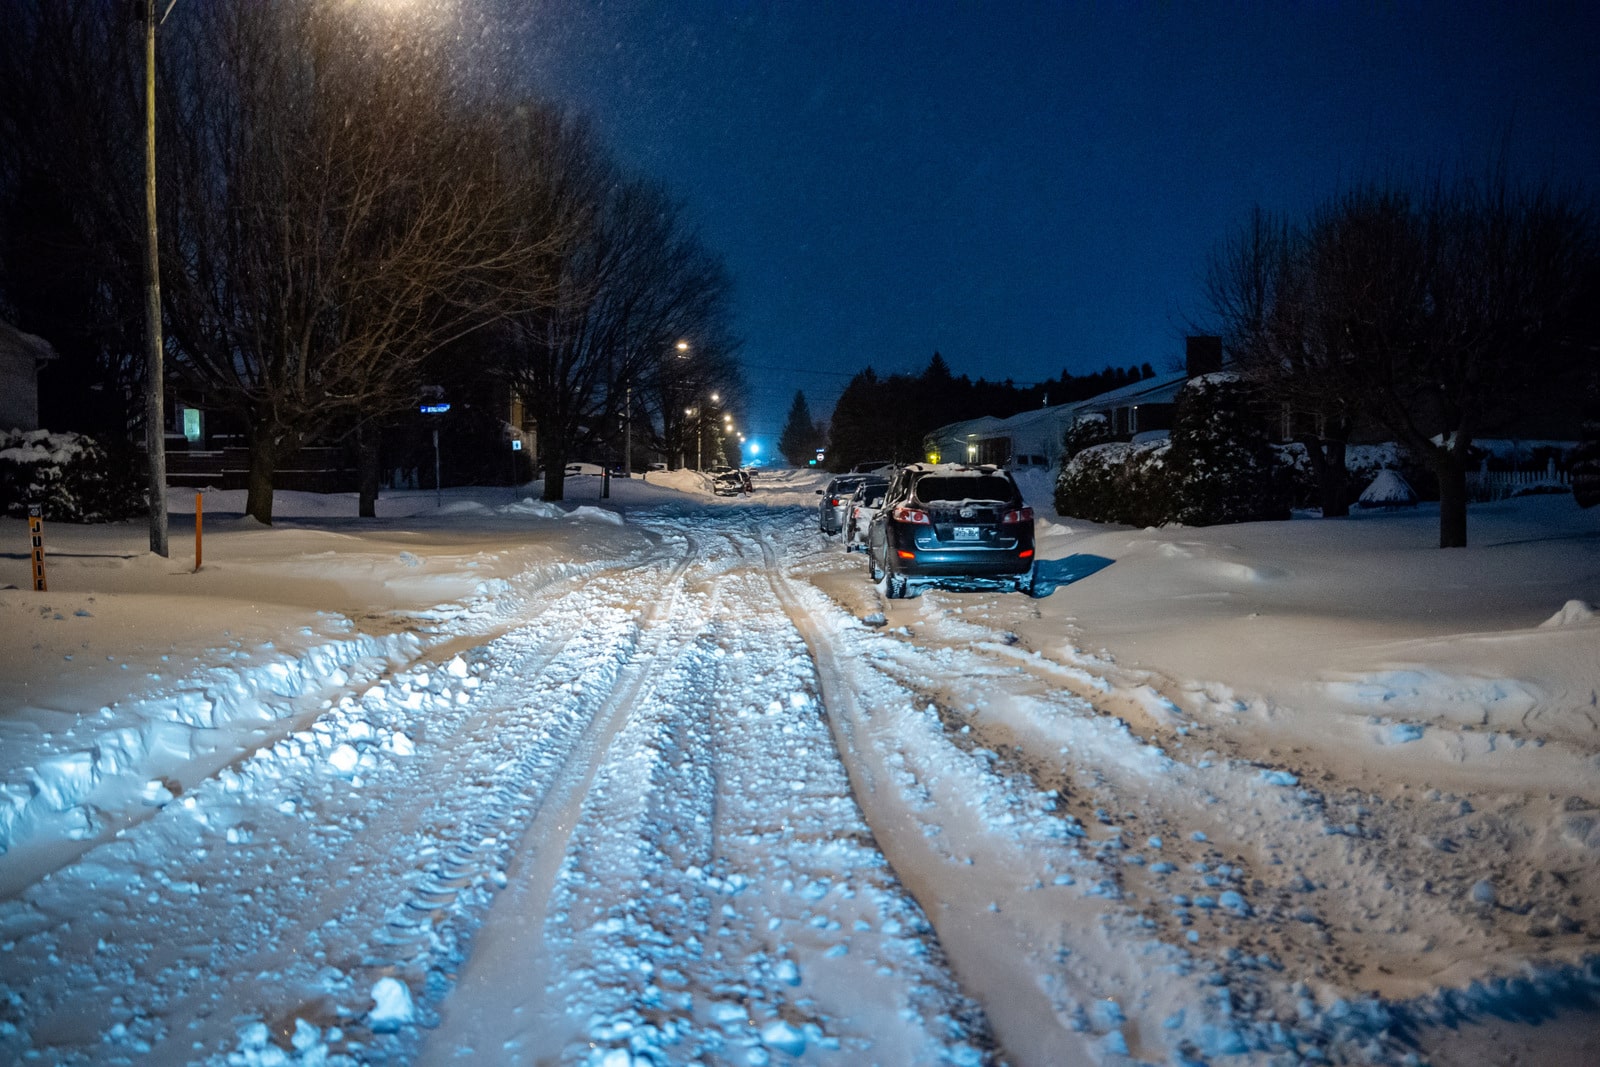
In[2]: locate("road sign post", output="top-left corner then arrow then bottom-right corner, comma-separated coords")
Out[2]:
419,392 -> 450,508
28,505 -> 46,591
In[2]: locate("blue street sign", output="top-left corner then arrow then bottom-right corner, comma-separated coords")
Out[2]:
419,403 -> 451,415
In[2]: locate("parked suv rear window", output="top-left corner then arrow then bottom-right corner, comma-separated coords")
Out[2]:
913,475 -> 1017,504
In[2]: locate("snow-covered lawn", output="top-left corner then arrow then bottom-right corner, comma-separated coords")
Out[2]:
1,468 -> 1596,1065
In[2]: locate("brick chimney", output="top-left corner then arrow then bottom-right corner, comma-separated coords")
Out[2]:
1185,335 -> 1222,379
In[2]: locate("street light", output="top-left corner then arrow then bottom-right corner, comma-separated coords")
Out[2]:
684,405 -> 703,471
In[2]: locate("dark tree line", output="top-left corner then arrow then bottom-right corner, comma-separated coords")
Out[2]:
1028,362 -> 1158,407
822,353 -> 1154,472
0,0 -> 739,522
1206,170 -> 1599,546
0,4 -> 145,439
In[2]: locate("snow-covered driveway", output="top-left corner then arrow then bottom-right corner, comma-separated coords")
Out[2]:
2,479 -> 1597,1066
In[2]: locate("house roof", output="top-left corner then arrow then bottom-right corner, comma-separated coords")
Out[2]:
924,370 -> 1189,447
1066,369 -> 1188,411
0,318 -> 57,369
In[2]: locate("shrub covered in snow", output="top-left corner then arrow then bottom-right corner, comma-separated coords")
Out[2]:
1054,438 -> 1177,526
1166,373 -> 1288,526
1055,375 -> 1294,527
1060,412 -> 1116,461
1275,441 -> 1439,510
0,429 -> 146,522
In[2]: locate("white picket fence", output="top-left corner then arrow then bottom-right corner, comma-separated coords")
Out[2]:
1466,464 -> 1570,502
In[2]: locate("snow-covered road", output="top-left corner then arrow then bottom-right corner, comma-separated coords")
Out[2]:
2,482 -> 1597,1066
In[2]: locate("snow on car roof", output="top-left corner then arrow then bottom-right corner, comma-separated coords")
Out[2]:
900,462 -> 1007,475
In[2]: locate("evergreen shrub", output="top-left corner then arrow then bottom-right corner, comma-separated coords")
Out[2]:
1060,413 -> 1116,460
1055,374 -> 1294,526
0,429 -> 147,522
1167,373 -> 1288,525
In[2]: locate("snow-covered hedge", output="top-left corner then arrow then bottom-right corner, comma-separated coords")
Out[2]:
0,429 -> 146,523
1054,439 -> 1177,526
1055,375 -> 1287,527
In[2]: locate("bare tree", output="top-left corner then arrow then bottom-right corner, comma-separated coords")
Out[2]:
1205,198 -> 1406,518
1347,172 -> 1597,546
157,0 -> 547,523
489,118 -> 739,501
1218,173 -> 1598,545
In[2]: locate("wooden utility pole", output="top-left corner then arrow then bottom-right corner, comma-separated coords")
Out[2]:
142,0 -> 169,557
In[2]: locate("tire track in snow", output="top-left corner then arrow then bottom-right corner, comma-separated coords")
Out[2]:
0,538 -> 699,1066
374,535 -> 704,958
947,613 -> 1600,1018
425,521 -> 995,1065
758,516 -> 1389,1066
791,526 -> 1600,1064
0,540 -> 666,899
750,521 -> 1120,1065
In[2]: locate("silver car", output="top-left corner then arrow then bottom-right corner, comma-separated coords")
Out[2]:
842,477 -> 889,551
815,475 -> 867,535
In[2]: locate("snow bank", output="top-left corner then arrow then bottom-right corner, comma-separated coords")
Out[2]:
0,628 -> 420,858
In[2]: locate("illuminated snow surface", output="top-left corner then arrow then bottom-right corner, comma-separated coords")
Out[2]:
1,468 -> 1597,1066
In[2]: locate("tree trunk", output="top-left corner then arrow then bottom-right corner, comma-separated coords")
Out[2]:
1320,438 -> 1350,518
245,425 -> 277,525
357,423 -> 380,518
1296,433 -> 1328,514
542,447 -> 567,502
1436,449 -> 1469,548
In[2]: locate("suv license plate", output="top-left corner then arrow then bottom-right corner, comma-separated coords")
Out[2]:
953,526 -> 979,541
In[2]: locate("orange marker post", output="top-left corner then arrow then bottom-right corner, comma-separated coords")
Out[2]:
28,505 -> 47,591
194,492 -> 203,572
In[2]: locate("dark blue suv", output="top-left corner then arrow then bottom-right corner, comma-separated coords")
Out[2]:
865,464 -> 1035,598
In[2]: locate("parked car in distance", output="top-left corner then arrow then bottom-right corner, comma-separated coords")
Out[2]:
865,463 -> 1035,598
712,470 -> 746,496
816,474 -> 869,534
851,460 -> 896,475
564,462 -> 605,477
843,477 -> 890,552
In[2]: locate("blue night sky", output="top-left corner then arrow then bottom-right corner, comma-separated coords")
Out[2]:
503,2 -> 1600,448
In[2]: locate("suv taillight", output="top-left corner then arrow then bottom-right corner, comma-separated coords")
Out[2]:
1000,506 -> 1033,524
893,505 -> 931,524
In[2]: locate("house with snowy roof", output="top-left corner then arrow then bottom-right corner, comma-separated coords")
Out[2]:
924,337 -> 1220,470
0,317 -> 57,432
